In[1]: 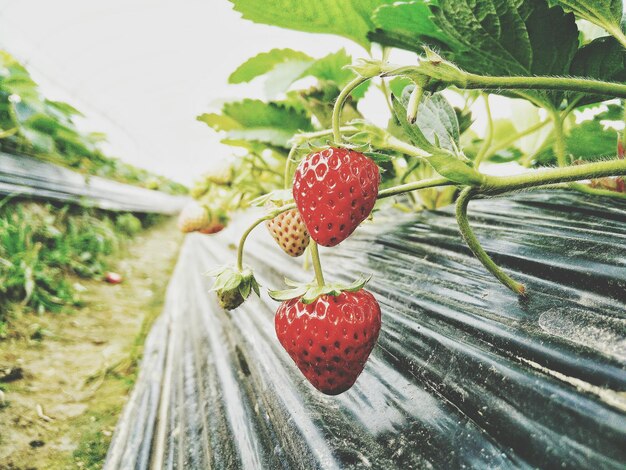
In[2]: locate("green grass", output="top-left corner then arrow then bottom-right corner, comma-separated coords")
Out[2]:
71,379 -> 130,470
0,198 -> 160,327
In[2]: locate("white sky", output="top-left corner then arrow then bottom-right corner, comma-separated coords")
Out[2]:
0,0 -> 370,183
0,0 -> 511,184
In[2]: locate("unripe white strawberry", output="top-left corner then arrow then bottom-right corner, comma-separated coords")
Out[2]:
266,208 -> 310,257
178,202 -> 227,234
190,165 -> 234,198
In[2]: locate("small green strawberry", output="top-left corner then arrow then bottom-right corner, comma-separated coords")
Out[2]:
208,266 -> 260,310
217,288 -> 245,310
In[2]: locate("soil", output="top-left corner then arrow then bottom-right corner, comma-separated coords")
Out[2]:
0,216 -> 183,469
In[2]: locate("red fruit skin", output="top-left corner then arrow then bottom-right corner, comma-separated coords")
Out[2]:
198,223 -> 225,235
104,272 -> 122,284
275,290 -> 381,395
292,148 -> 380,247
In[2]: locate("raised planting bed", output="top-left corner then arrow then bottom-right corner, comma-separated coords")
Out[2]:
0,152 -> 188,214
105,190 -> 626,469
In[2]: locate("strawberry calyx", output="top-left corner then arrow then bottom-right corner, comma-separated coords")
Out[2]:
268,275 -> 371,304
212,207 -> 230,225
208,266 -> 260,310
304,138 -> 394,170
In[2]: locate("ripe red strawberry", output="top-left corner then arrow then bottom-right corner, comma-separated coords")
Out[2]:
266,208 -> 310,257
292,148 -> 380,247
275,289 -> 381,395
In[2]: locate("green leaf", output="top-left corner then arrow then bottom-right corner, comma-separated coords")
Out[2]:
290,82 -> 362,128
301,286 -> 328,304
262,61 -> 316,97
239,279 -> 252,299
372,0 -> 580,108
489,147 -> 524,163
197,113 -> 242,131
340,275 -> 371,292
268,285 -> 309,301
455,107 -> 474,135
371,1 -> 456,49
548,0 -> 624,33
23,113 -> 61,134
45,99 -> 83,119
362,151 -> 393,163
21,127 -> 54,153
569,36 -> 626,105
55,127 -> 94,156
223,99 -> 312,132
284,278 -> 304,288
426,152 -> 484,185
223,272 -> 243,292
251,278 -> 261,296
229,0 -> 396,47
228,48 -> 370,100
392,87 -> 460,152
229,48 -> 313,84
0,52 -> 39,101
210,266 -> 240,291
301,49 -> 353,87
536,104 -> 622,164
199,99 -> 313,148
491,119 -> 519,150
225,129 -> 297,147
268,276 -> 370,303
438,0 -> 577,76
388,77 -> 413,97
303,50 -> 370,99
211,271 -> 233,291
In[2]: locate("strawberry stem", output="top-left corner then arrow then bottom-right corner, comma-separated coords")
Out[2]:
473,94 -> 494,168
550,108 -> 569,167
455,187 -> 526,296
295,126 -> 358,142
383,135 -> 430,158
332,76 -> 369,144
482,158 -> 626,193
566,182 -> 626,200
237,203 -> 295,271
377,177 -> 453,199
309,241 -> 326,287
549,106 -> 624,200
283,143 -> 298,189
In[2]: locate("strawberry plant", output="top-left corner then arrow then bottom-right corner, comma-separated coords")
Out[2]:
199,0 -> 626,394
